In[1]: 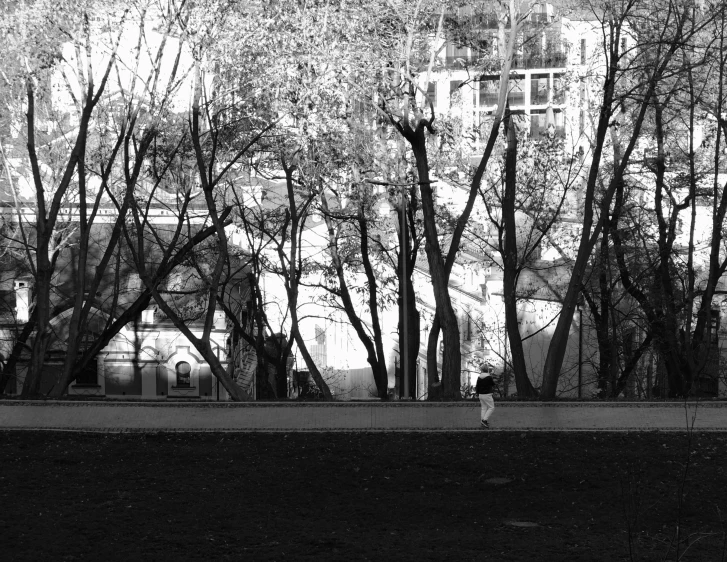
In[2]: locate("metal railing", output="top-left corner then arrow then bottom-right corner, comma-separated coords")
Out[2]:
442,52 -> 568,70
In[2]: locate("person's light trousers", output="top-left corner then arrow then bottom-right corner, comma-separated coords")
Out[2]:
479,394 -> 495,421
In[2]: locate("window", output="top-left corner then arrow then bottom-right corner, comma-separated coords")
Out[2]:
530,110 -> 545,138
710,309 -> 720,344
530,109 -> 565,139
579,79 -> 586,133
488,32 -> 499,58
553,109 -> 565,136
176,361 -> 191,388
75,331 -> 99,385
524,31 -> 546,61
426,82 -> 437,107
315,324 -> 326,345
478,110 -> 495,140
125,273 -> 142,292
553,74 -> 565,104
351,97 -> 369,119
530,73 -> 550,105
446,42 -> 470,65
449,80 -> 463,105
532,2 -> 554,23
76,361 -> 98,385
478,76 -> 499,106
507,75 -> 525,106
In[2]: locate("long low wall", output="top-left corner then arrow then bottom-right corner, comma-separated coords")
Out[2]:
1,400 -> 726,431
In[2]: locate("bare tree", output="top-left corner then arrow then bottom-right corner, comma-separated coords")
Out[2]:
0,1 -> 200,396
378,0 -> 525,399
539,0 -> 695,398
469,106 -> 577,396
605,2 -> 727,397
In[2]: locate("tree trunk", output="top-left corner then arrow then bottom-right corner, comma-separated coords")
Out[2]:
358,203 -> 390,399
397,218 -> 420,399
198,343 -> 251,402
501,107 -> 537,397
0,317 -> 36,394
596,324 -> 612,397
596,231 -> 612,397
612,333 -> 653,398
292,327 -> 333,400
426,314 -> 442,399
22,269 -> 51,397
57,252 -> 87,397
57,137 -> 91,396
407,126 -> 462,400
502,279 -> 534,396
405,278 -> 420,398
539,52 -> 617,398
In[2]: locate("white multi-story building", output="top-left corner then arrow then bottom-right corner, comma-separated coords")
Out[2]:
424,3 -> 608,154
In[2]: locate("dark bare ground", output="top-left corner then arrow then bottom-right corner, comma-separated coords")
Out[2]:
1,431 -> 726,561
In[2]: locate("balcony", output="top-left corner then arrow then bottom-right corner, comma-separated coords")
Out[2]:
441,11 -> 557,30
529,12 -> 555,25
442,51 -> 567,70
513,51 -> 567,69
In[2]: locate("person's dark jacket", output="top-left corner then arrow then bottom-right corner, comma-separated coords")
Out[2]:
476,375 -> 494,395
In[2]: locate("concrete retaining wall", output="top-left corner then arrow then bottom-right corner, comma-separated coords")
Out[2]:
1,400 -> 726,431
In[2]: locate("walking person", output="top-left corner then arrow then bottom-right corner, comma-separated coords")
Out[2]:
475,363 -> 495,429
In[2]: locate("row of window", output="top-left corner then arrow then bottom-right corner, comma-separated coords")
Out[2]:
428,73 -> 566,108
470,109 -> 564,141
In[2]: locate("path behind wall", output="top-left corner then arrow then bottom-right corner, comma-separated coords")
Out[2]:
1,400 -> 726,431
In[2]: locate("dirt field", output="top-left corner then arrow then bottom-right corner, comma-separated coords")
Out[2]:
2,431 -> 726,561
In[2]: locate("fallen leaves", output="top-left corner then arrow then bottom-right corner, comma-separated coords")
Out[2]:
1,431 -> 726,561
